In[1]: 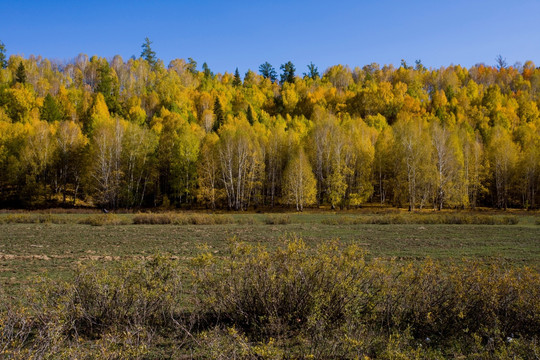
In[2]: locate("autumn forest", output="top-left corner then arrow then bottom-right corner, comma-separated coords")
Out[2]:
0,39 -> 539,211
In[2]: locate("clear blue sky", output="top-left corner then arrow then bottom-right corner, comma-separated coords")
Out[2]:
1,0 -> 539,74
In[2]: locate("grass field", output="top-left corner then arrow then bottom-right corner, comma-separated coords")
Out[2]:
0,211 -> 538,291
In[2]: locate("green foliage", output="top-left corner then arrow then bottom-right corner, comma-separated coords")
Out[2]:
259,61 -> 277,82
15,61 -> 26,84
186,57 -> 197,74
280,61 -> 295,84
202,62 -> 213,79
40,93 -> 63,122
140,37 -> 157,68
304,61 -> 320,80
0,41 -> 7,69
233,67 -> 242,87
95,60 -> 119,112
212,96 -> 224,131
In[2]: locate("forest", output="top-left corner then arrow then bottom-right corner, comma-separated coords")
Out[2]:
0,39 -> 539,210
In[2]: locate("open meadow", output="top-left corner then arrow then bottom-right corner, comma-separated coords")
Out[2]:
0,210 -> 538,290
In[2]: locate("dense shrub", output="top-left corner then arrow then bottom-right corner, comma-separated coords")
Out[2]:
0,214 -> 67,224
322,213 -> 519,225
132,212 -> 235,225
263,214 -> 291,225
0,256 -> 182,359
77,214 -> 129,226
1,237 -> 539,358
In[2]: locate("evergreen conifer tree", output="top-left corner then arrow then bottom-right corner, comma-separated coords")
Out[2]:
233,68 -> 242,87
140,37 -> 157,67
213,97 -> 224,132
0,41 -> 7,69
15,61 -> 26,84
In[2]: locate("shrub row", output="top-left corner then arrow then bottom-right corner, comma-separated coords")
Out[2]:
322,213 -> 520,225
132,212 -> 236,225
0,214 -> 68,224
1,237 -> 539,358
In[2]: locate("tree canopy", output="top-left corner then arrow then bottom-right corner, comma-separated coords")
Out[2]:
0,50 -> 538,210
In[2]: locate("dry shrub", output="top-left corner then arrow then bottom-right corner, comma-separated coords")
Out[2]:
263,214 -> 291,225
132,212 -> 234,225
0,256 -> 183,358
133,212 -> 175,225
322,213 -> 519,225
236,216 -> 256,225
194,237 -> 377,339
193,236 -> 540,357
0,214 -> 67,224
78,214 -> 129,226
1,237 -> 539,358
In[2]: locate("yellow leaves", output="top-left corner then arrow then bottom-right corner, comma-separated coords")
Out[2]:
281,82 -> 299,113
282,148 -> 317,210
4,84 -> 40,122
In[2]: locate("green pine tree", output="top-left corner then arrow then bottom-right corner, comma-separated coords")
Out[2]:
0,41 -> 7,69
15,61 -> 26,84
96,61 -> 119,113
213,97 -> 224,132
233,68 -> 242,87
187,58 -> 198,74
304,62 -> 320,80
40,94 -> 63,122
280,61 -> 296,84
259,62 -> 277,82
202,62 -> 213,78
140,37 -> 157,67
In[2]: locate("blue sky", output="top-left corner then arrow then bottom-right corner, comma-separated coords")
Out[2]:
1,0 -> 539,74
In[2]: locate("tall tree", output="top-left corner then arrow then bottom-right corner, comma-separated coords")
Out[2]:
304,62 -> 320,80
140,37 -> 157,68
495,55 -> 507,70
488,126 -> 518,209
213,97 -> 224,132
202,62 -> 213,78
96,60 -> 119,113
0,41 -> 7,69
186,58 -> 198,74
40,94 -> 63,123
15,61 -> 26,84
283,148 -> 316,211
217,118 -> 263,210
280,61 -> 296,84
259,62 -> 277,82
233,67 -> 242,87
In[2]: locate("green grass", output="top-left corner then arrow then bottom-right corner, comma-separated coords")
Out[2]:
0,211 -> 538,292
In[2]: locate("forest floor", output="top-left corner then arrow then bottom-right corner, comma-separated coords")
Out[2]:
0,210 -> 538,293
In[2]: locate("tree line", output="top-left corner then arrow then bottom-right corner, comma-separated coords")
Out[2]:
0,40 -> 539,210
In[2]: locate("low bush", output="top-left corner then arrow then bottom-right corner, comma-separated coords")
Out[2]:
132,212 -> 235,225
78,214 -> 129,226
0,256 -> 182,358
192,237 -> 540,357
322,213 -> 519,225
0,214 -> 67,224
263,214 -> 291,225
1,237 -> 539,358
